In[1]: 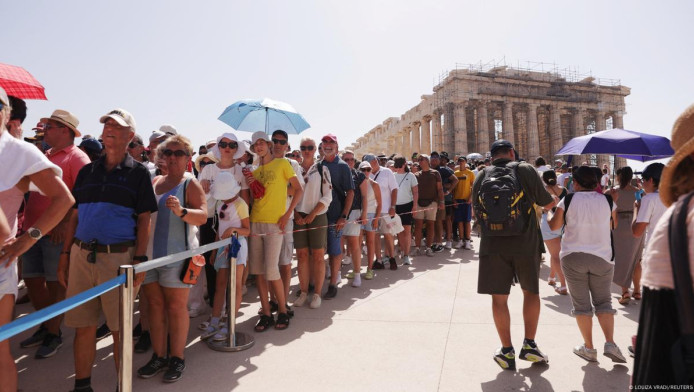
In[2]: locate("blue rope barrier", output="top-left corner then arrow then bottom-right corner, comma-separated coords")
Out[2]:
0,274 -> 126,343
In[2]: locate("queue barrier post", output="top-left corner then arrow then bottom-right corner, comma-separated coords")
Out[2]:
206,234 -> 254,352
118,265 -> 135,392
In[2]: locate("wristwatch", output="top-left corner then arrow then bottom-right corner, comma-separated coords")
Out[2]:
28,227 -> 43,241
340,214 -> 347,219
133,255 -> 148,263
179,208 -> 188,218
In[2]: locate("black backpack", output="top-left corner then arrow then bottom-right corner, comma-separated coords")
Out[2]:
474,162 -> 531,236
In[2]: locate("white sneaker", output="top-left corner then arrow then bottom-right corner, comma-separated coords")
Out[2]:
603,342 -> 627,363
294,292 -> 308,307
444,241 -> 452,249
381,256 -> 389,264
335,270 -> 342,282
410,248 -> 420,257
453,240 -> 463,249
362,245 -> 367,255
464,240 -> 473,250
573,344 -> 598,362
352,274 -> 362,287
425,248 -> 434,257
402,256 -> 412,265
342,255 -> 352,265
309,294 -> 322,309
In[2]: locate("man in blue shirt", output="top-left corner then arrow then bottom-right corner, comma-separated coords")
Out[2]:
58,109 -> 157,392
320,134 -> 354,299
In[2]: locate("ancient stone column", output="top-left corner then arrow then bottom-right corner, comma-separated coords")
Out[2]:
477,101 -> 490,153
402,127 -> 411,158
411,121 -> 421,155
613,112 -> 624,129
454,102 -> 468,155
574,108 -> 585,137
432,111 -> 442,152
394,131 -> 402,156
502,101 -> 515,145
527,103 -> 540,159
549,104 -> 563,158
444,103 -> 455,153
594,112 -> 608,167
387,136 -> 395,154
421,116 -> 432,154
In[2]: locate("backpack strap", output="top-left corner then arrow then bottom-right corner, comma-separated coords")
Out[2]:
562,193 -> 575,227
667,191 -> 694,382
317,161 -> 324,197
604,194 -> 615,261
182,178 -> 191,251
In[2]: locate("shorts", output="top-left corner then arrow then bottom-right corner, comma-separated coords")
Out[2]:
213,236 -> 248,270
477,252 -> 541,295
396,202 -> 414,226
248,222 -> 282,280
21,236 -> 63,281
279,219 -> 294,266
540,213 -> 562,241
453,200 -> 472,224
414,201 -> 438,221
144,259 -> 192,289
445,199 -> 454,217
0,260 -> 18,300
65,244 -> 134,331
342,210 -> 362,237
561,252 -> 616,316
294,212 -> 328,249
326,225 -> 343,256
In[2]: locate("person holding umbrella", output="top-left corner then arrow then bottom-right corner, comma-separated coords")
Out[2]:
247,131 -> 303,331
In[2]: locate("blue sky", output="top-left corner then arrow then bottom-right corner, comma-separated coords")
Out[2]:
5,0 -> 693,168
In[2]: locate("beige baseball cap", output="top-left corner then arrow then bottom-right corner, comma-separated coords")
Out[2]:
99,108 -> 136,130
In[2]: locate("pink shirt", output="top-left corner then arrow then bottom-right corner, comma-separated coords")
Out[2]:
22,144 -> 90,230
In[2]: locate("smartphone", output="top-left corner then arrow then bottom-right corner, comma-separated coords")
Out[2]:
635,189 -> 645,202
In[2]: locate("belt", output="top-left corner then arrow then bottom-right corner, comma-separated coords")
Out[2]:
73,239 -> 135,253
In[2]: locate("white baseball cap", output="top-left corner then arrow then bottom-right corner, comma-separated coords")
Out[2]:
99,108 -> 136,130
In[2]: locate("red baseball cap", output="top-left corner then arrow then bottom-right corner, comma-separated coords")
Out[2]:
321,133 -> 338,143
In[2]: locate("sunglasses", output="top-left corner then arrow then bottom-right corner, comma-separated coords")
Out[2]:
200,160 -> 214,167
343,157 -> 355,162
300,145 -> 315,151
272,138 -> 287,145
163,149 -> 189,157
44,124 -> 66,131
128,142 -> 143,148
360,168 -> 371,172
218,141 -> 238,149
219,203 -> 229,219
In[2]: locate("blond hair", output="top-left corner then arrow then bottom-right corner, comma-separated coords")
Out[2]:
160,134 -> 194,156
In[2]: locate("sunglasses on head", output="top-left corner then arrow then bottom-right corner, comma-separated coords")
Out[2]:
163,149 -> 188,157
218,141 -> 238,149
128,142 -> 143,148
272,138 -> 287,145
300,145 -> 315,151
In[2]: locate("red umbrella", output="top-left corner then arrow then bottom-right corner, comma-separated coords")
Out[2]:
0,63 -> 47,100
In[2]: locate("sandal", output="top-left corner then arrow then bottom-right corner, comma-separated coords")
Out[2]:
198,317 -> 212,331
254,314 -> 275,332
618,292 -> 631,305
275,312 -> 290,330
257,300 -> 280,315
632,292 -> 642,300
554,286 -> 568,295
548,278 -> 556,286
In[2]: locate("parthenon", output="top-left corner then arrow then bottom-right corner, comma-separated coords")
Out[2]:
348,61 -> 631,168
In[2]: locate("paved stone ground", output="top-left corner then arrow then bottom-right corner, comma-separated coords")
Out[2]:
12,236 -> 638,391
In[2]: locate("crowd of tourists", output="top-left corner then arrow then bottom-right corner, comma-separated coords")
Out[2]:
0,85 -> 692,390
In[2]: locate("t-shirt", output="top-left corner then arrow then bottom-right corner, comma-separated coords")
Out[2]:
536,166 -> 551,175
217,197 -> 249,238
323,156 -> 355,223
370,167 -> 397,214
557,172 -> 570,188
601,173 -> 610,188
286,158 -> 305,219
250,158 -> 296,224
415,169 -> 442,201
557,191 -> 617,263
641,196 -> 694,291
453,168 -> 475,201
635,191 -> 667,245
473,159 -> 553,256
199,163 -> 248,217
394,172 -> 417,205
0,131 -> 61,193
23,144 -> 90,230
296,161 -> 332,215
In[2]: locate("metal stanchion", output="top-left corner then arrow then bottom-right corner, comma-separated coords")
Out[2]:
119,265 -> 135,392
207,235 -> 255,352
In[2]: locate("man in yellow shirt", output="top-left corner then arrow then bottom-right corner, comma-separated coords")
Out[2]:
453,156 -> 475,249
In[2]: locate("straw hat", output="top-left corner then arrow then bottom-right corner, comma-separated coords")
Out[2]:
40,109 -> 81,137
194,152 -> 219,173
660,104 -> 694,206
211,171 -> 241,201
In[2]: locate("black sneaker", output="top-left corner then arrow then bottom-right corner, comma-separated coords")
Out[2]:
137,354 -> 169,378
519,341 -> 549,363
324,285 -> 338,299
20,325 -> 48,348
134,331 -> 151,354
372,260 -> 385,270
163,356 -> 185,383
431,244 -> 444,253
494,347 -> 516,370
389,257 -> 398,270
96,323 -> 111,341
35,333 -> 63,359
133,322 -> 142,339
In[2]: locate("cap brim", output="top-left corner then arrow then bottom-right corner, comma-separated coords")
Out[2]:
41,117 -> 82,137
99,114 -> 129,127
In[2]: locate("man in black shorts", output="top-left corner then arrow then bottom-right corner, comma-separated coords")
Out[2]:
472,140 -> 556,371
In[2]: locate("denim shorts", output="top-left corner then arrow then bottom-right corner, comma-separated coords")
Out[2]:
343,210 -> 377,236
213,236 -> 248,270
326,225 -> 343,256
540,213 -> 562,241
21,237 -> 63,281
144,260 -> 192,289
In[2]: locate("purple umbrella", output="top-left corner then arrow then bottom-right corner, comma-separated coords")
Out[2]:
556,128 -> 673,162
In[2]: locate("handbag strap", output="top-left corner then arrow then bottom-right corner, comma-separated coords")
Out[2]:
668,191 -> 694,335
182,178 -> 191,252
